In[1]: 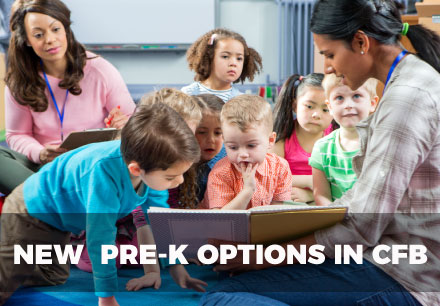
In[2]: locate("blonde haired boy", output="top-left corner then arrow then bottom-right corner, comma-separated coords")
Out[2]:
201,95 -> 293,209
310,74 -> 378,206
140,88 -> 202,132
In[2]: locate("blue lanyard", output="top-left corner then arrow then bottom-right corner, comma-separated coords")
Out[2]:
383,50 -> 408,95
42,69 -> 69,141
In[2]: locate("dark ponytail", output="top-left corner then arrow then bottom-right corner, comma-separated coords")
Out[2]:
406,25 -> 440,73
310,0 -> 440,73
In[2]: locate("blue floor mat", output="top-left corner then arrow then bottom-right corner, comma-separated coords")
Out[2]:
6,264 -> 219,306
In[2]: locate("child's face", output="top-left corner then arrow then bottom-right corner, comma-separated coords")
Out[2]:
195,113 -> 223,162
210,38 -> 244,85
222,122 -> 276,169
327,85 -> 377,128
24,12 -> 68,68
139,160 -> 193,191
295,88 -> 333,134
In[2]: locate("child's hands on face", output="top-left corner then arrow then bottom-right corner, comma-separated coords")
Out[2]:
169,264 -> 208,292
125,272 -> 162,291
239,162 -> 258,192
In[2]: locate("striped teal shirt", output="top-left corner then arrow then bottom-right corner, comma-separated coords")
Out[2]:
309,129 -> 358,200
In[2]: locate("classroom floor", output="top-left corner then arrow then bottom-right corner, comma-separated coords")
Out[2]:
5,264 -> 219,306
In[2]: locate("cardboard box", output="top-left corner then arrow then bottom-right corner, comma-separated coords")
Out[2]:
0,53 -> 5,132
416,0 -> 440,35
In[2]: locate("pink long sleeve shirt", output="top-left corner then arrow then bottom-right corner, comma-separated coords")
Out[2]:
5,52 -> 135,163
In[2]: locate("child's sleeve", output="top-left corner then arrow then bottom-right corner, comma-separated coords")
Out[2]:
309,139 -> 325,171
206,164 -> 236,209
272,158 -> 294,201
83,170 -> 120,297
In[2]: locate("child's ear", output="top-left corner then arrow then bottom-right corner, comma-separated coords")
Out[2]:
127,161 -> 141,177
370,95 -> 379,113
268,132 -> 277,149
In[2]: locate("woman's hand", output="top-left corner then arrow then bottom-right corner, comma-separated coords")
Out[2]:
169,264 -> 208,292
125,272 -> 161,291
39,144 -> 67,164
105,106 -> 128,129
209,239 -> 272,275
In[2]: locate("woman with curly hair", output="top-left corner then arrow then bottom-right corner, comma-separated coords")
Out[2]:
0,0 -> 135,195
182,28 -> 262,102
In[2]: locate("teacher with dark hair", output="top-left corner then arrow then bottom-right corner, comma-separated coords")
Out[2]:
201,1 -> 440,305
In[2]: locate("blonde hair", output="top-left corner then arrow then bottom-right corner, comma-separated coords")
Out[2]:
139,88 -> 202,125
322,74 -> 378,99
221,94 -> 272,133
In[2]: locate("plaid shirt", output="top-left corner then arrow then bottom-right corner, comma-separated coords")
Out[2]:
201,153 -> 293,209
315,55 -> 440,306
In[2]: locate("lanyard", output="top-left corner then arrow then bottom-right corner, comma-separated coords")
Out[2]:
42,69 -> 69,141
383,50 -> 408,95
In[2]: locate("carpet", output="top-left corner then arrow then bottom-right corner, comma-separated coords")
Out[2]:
5,264 -> 219,306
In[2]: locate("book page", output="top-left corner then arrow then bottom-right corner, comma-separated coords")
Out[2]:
148,209 -> 250,258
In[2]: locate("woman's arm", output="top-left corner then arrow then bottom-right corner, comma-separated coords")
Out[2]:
5,87 -> 45,163
312,168 -> 332,206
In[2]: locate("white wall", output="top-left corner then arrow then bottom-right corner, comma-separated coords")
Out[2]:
99,0 -> 278,85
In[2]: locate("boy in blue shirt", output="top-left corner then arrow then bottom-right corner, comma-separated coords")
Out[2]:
0,104 -> 202,306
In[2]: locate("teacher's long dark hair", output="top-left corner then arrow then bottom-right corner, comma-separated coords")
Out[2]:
310,0 -> 440,73
6,0 -> 87,112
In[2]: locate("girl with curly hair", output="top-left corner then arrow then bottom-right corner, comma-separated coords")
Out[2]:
182,28 -> 262,102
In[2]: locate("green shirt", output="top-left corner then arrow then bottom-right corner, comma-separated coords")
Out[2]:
309,129 -> 358,200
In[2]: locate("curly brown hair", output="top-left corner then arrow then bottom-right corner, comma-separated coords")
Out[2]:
6,0 -> 89,112
186,28 -> 262,84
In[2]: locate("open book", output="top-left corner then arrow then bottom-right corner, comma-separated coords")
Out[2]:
148,203 -> 347,258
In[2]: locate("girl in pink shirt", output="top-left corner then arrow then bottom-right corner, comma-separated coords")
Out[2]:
272,73 -> 335,202
0,0 -> 135,195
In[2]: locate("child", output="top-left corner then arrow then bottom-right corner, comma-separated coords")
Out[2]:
193,94 -> 226,203
126,89 -> 207,292
139,88 -> 202,133
0,103 -> 204,305
182,28 -> 262,102
201,95 -> 293,210
309,74 -> 378,206
272,73 -> 334,203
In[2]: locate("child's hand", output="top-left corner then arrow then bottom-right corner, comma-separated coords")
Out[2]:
125,272 -> 161,291
105,106 -> 128,129
98,296 -> 119,306
291,187 -> 314,203
240,163 -> 258,192
169,264 -> 208,292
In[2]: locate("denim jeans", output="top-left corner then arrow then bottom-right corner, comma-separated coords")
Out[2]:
200,259 -> 421,306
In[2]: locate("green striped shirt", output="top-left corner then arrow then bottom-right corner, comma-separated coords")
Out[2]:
309,129 -> 358,200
